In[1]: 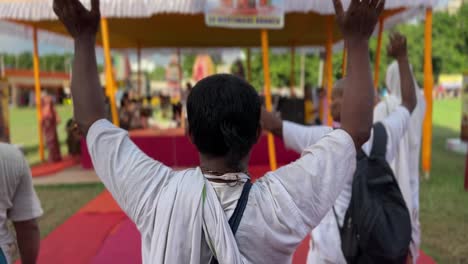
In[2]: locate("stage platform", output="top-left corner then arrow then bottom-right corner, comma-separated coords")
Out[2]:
81,127 -> 300,169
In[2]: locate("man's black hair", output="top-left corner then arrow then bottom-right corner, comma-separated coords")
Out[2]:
187,74 -> 261,170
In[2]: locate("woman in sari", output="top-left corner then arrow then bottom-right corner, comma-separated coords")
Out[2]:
42,96 -> 62,162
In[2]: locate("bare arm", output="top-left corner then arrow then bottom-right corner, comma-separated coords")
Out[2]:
388,33 -> 417,113
260,108 -> 283,137
13,219 -> 40,264
333,0 -> 385,148
72,36 -> 105,134
54,0 -> 104,135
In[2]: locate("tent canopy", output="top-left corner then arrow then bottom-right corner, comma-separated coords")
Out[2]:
0,0 -> 438,48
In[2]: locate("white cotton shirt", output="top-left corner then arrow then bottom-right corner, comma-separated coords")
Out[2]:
0,144 -> 43,252
282,106 -> 411,264
87,119 -> 357,264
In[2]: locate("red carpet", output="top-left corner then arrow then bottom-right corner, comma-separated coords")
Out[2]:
34,213 -> 126,264
91,219 -> 142,264
31,156 -> 80,178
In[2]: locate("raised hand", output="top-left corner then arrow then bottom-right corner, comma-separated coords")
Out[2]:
387,32 -> 408,61
260,108 -> 283,137
53,0 -> 100,39
333,0 -> 385,42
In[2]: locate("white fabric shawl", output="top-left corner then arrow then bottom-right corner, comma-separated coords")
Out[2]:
145,167 -> 246,263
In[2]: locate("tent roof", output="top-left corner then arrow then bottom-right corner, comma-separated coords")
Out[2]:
0,0 -> 439,48
0,0 -> 439,20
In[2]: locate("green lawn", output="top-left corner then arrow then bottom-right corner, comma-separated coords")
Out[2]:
8,99 -> 468,262
10,105 -> 74,165
420,98 -> 468,263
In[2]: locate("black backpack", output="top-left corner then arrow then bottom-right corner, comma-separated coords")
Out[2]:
336,122 -> 412,264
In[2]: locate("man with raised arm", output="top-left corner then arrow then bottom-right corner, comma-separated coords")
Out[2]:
53,0 -> 383,262
263,32 -> 417,264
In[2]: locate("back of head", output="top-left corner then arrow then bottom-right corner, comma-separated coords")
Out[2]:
187,74 -> 261,170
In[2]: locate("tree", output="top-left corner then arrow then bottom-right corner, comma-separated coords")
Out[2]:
150,66 -> 166,81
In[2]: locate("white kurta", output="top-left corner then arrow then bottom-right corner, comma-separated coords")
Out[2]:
374,61 -> 427,262
285,106 -> 411,264
87,119 -> 357,264
0,143 -> 43,264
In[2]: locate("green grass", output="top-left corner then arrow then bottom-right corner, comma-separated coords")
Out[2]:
420,98 -> 468,263
10,105 -> 74,165
35,183 -> 105,238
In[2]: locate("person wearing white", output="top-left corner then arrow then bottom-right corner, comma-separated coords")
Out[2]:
0,143 -> 43,264
53,0 -> 384,262
284,106 -> 410,264
87,119 -> 356,263
262,32 -> 417,264
374,61 -> 426,263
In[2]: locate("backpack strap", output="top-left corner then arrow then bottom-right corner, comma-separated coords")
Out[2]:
228,180 -> 253,235
370,122 -> 388,159
210,180 -> 252,264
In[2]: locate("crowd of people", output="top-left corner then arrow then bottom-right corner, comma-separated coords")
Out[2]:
0,0 -> 431,263
116,82 -> 192,131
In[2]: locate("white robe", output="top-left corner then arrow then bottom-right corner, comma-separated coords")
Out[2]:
283,106 -> 411,264
374,61 -> 426,262
86,119 -> 357,263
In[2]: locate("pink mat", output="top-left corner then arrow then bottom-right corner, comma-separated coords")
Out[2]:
33,213 -> 126,264
91,219 -> 142,264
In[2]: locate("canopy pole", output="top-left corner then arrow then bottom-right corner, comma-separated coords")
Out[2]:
137,43 -> 142,96
374,18 -> 385,89
290,46 -> 296,97
325,17 -> 334,126
422,8 -> 434,179
342,44 -> 347,77
247,48 -> 252,82
261,29 -> 278,171
33,27 -> 45,162
101,18 -> 119,126
318,54 -> 325,123
299,50 -> 305,91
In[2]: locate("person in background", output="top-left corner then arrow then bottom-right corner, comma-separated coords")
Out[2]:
262,32 -> 417,264
304,84 -> 318,126
42,95 -> 62,163
0,143 -> 43,264
0,89 -> 8,143
374,46 -> 427,264
140,96 -> 153,129
232,59 -> 246,80
53,0 -> 381,262
119,94 -> 132,131
316,87 -> 327,125
130,99 -> 143,130
66,118 -> 81,156
181,83 -> 193,129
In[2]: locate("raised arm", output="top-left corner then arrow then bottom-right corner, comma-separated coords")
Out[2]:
387,32 -> 417,113
53,0 -> 174,229
333,0 -> 385,149
261,108 -> 332,153
54,0 -> 105,134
